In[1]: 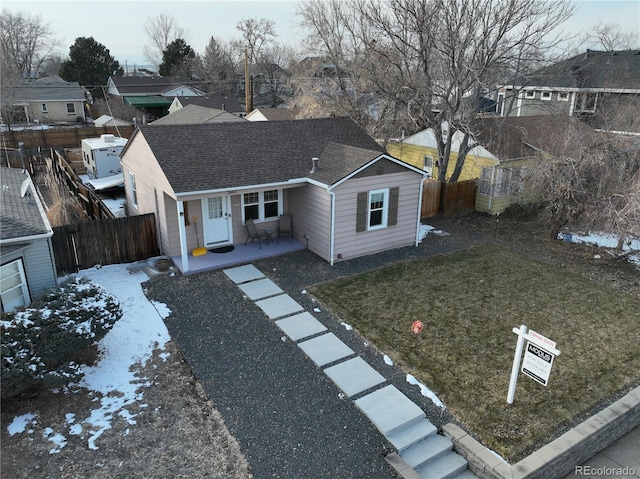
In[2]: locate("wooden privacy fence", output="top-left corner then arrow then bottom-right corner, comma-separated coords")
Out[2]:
1,125 -> 134,150
52,214 -> 160,275
421,179 -> 478,218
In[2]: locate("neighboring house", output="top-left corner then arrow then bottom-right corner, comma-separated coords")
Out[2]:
8,76 -> 88,125
93,115 -> 131,127
474,115 -> 597,215
168,95 -> 244,116
150,104 -> 246,125
1,167 -> 57,312
106,76 -> 206,124
496,49 -> 640,134
386,124 -> 498,181
120,117 -> 427,273
245,107 -> 301,122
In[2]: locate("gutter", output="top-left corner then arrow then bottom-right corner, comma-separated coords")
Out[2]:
329,189 -> 336,265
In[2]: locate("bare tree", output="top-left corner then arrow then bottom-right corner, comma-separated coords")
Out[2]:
529,124 -> 640,244
255,43 -> 295,107
297,0 -> 575,182
236,17 -> 277,63
581,21 -> 639,51
143,14 -> 185,69
0,8 -> 59,78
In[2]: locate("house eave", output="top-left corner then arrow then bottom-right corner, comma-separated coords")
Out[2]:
329,153 -> 427,190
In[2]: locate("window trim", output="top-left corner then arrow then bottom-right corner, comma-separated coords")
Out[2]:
367,188 -> 389,231
557,92 -> 569,101
241,189 -> 282,224
41,103 -> 48,113
66,102 -> 76,114
524,90 -> 535,99
540,90 -> 552,101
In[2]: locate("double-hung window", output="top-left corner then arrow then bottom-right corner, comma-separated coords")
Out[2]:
242,189 -> 281,223
368,189 -> 388,230
356,187 -> 399,232
66,103 -> 76,114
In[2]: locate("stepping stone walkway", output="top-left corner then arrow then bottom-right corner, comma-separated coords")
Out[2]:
223,264 -> 477,479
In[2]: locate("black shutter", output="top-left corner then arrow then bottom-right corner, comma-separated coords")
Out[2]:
388,187 -> 399,226
356,191 -> 367,232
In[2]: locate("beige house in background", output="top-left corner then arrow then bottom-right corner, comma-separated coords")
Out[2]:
120,117 -> 427,273
9,76 -> 87,125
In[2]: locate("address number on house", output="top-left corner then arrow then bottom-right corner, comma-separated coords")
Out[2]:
521,342 -> 555,386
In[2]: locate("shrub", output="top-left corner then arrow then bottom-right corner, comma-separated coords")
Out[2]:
1,277 -> 122,399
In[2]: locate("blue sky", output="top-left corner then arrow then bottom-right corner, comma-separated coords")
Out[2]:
4,0 -> 639,66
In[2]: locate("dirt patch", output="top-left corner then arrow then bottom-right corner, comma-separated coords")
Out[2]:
1,341 -> 252,479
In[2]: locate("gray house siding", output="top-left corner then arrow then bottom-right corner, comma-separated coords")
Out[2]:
332,171 -> 421,262
288,184 -> 332,261
2,239 -> 58,301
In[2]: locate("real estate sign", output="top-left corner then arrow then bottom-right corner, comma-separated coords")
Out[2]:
521,341 -> 555,386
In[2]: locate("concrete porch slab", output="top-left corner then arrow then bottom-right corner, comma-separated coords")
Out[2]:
238,278 -> 283,300
223,264 -> 265,284
255,294 -> 304,319
355,385 -> 426,437
275,312 -> 328,341
324,357 -> 386,398
298,332 -> 355,367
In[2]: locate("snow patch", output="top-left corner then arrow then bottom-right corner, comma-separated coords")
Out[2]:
406,374 -> 445,408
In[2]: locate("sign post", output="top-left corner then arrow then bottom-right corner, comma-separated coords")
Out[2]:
507,325 -> 560,404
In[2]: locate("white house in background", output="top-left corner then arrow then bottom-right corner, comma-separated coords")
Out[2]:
93,115 -> 131,128
245,107 -> 301,122
120,117 -> 427,274
1,167 -> 57,312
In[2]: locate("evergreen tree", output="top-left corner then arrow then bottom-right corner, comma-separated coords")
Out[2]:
159,38 -> 196,77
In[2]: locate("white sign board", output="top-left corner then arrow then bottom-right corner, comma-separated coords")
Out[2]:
521,341 -> 555,386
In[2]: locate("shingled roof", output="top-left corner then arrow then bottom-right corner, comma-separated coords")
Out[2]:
520,49 -> 640,90
1,167 -> 52,241
151,104 -> 246,125
135,117 -> 385,194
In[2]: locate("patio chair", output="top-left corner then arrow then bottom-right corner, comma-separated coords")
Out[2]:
278,214 -> 292,243
244,219 -> 269,249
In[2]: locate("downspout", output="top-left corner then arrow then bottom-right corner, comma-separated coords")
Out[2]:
415,178 -> 425,246
329,189 -> 336,265
177,200 -> 189,272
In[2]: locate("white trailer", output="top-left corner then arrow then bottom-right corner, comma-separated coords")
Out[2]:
81,134 -> 128,179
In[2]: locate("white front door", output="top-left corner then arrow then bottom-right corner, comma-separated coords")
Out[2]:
202,196 -> 231,245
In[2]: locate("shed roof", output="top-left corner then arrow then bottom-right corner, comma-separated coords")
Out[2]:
109,75 -> 198,95
133,117 -> 386,194
123,96 -> 173,107
0,167 -> 52,241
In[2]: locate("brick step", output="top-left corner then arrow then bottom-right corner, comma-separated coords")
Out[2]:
387,418 -> 437,452
415,451 -> 468,479
401,434 -> 453,470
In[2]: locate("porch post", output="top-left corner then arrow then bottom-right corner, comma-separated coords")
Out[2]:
177,200 -> 189,272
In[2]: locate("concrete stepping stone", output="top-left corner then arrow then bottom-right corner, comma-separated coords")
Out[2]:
255,294 -> 304,319
298,333 -> 354,367
238,278 -> 283,300
355,385 -> 425,437
324,357 -> 386,398
223,264 -> 264,284
275,312 -> 327,341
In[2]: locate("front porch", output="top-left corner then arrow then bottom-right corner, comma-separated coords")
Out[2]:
170,237 -> 306,275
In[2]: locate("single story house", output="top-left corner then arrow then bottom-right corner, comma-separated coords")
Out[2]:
120,117 -> 427,273
169,95 -> 244,116
8,76 -> 88,125
246,107 -> 301,122
1,167 -> 57,312
386,123 -> 498,180
150,104 -> 246,125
